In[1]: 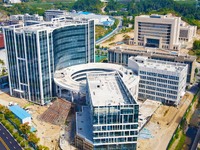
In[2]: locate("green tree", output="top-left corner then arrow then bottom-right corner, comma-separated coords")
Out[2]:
37,145 -> 49,150
0,59 -> 4,65
0,105 -> 6,113
195,68 -> 199,74
19,123 -> 31,135
28,133 -> 40,144
73,0 -> 103,13
20,141 -> 28,148
193,40 -> 200,50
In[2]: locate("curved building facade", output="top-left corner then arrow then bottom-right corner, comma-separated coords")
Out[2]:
54,63 -> 140,102
3,17 -> 95,105
53,20 -> 95,70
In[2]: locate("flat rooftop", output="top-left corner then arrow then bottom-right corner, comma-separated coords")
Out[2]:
76,106 -> 93,143
137,14 -> 179,20
54,63 -> 139,95
87,72 -> 137,107
109,45 -> 196,61
131,56 -> 187,73
9,105 -> 31,120
4,16 -> 90,32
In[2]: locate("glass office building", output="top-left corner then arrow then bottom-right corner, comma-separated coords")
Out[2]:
3,18 -> 95,105
53,20 -> 95,70
75,72 -> 139,150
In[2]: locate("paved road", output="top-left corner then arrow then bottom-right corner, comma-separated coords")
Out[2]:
0,142 -> 7,150
191,127 -> 200,150
96,18 -> 122,45
0,123 -> 22,150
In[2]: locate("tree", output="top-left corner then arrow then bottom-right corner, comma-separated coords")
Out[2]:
28,133 -> 40,144
20,141 -> 28,148
37,145 -> 49,150
0,59 -> 5,65
195,68 -> 199,74
73,0 -> 103,13
20,123 -> 31,135
0,105 -> 6,113
193,40 -> 200,50
123,35 -> 130,41
95,49 -> 100,55
95,45 -> 100,49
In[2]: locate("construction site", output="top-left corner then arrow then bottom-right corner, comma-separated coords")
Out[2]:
0,86 -> 196,150
0,93 -> 74,149
137,92 -> 194,150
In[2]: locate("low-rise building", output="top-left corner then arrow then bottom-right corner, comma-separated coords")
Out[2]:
9,105 -> 31,124
179,21 -> 197,42
10,14 -> 43,23
108,46 -> 196,84
44,9 -> 67,21
44,10 -> 114,26
128,56 -> 188,105
3,0 -> 21,3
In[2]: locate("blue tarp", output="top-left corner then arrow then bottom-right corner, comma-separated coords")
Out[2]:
138,128 -> 153,139
30,126 -> 36,132
9,105 -> 31,120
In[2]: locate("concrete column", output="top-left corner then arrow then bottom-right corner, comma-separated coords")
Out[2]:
59,87 -> 62,97
71,91 -> 74,102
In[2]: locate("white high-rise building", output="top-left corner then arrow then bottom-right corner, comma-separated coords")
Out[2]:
128,56 -> 188,105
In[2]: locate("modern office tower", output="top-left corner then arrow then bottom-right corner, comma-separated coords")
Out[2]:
75,72 -> 139,150
108,46 -> 196,84
134,14 -> 181,50
3,17 -> 95,105
45,10 -> 67,21
53,18 -> 95,70
128,56 -> 188,105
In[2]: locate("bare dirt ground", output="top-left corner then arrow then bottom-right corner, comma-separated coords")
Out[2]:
0,11 -> 8,21
138,92 -> 193,150
0,93 -> 28,107
0,93 -> 61,150
99,30 -> 134,48
28,105 -> 61,150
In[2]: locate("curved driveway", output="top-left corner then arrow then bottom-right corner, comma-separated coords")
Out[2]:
96,18 -> 122,45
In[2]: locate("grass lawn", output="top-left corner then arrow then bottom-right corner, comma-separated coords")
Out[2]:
174,131 -> 186,150
96,26 -> 111,40
95,55 -> 107,62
